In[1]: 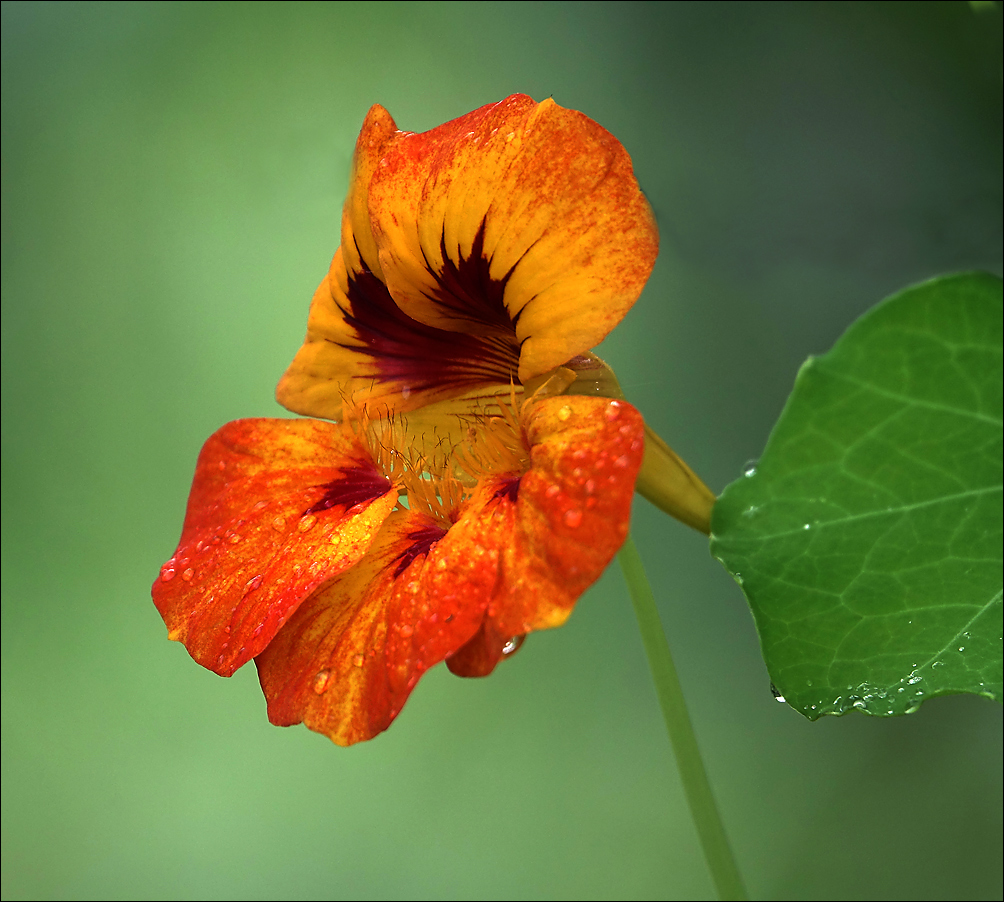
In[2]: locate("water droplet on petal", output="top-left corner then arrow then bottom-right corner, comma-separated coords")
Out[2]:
298,514 -> 317,533
399,624 -> 414,638
271,517 -> 285,531
352,654 -> 365,667
557,406 -> 572,421
181,568 -> 194,581
161,566 -> 176,582
563,508 -> 583,528
604,401 -> 622,421
313,670 -> 331,694
253,500 -> 268,511
545,484 -> 561,498
228,533 -> 241,544
502,636 -> 524,656
245,574 -> 263,592
218,460 -> 226,472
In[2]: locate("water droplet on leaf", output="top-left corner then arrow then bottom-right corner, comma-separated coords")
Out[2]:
742,460 -> 758,477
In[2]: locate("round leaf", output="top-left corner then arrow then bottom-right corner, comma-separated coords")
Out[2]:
711,272 -> 1002,718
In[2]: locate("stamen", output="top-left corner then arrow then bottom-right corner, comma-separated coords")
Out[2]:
456,390 -> 531,485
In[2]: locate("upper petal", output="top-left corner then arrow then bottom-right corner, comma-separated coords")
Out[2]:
152,418 -> 397,676
275,245 -> 521,420
367,95 -> 659,382
276,96 -> 658,421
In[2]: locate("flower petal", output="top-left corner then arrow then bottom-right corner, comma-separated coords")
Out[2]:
152,419 -> 397,676
276,96 -> 658,421
367,95 -> 658,382
255,507 -> 500,745
446,396 -> 645,676
275,246 -> 520,420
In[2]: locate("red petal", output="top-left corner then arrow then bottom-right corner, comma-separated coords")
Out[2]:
152,419 -> 397,676
255,507 -> 501,745
447,396 -> 645,672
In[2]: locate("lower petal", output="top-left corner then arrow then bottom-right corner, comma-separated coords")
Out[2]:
255,507 -> 503,745
152,418 -> 397,676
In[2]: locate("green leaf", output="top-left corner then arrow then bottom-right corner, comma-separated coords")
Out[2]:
710,273 -> 1002,719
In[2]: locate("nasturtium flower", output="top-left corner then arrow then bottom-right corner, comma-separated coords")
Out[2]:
153,95 -> 709,745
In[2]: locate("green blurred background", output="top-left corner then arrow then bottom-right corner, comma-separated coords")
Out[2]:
3,2 -> 1001,899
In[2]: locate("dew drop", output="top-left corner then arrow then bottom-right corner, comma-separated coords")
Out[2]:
502,636 -> 524,656
399,624 -> 414,638
604,401 -> 622,421
218,460 -> 226,472
584,479 -> 596,494
297,514 -> 317,533
228,533 -> 241,544
803,523 -> 811,530
958,646 -> 965,652
613,454 -> 631,468
352,654 -> 365,667
563,508 -> 583,528
734,573 -> 744,586
557,405 -> 572,421
545,484 -> 561,499
181,568 -> 194,581
742,460 -> 758,478
161,566 -> 176,582
253,500 -> 268,511
770,683 -> 785,703
313,670 -> 331,694
271,517 -> 285,531
436,557 -> 449,570
245,574 -> 263,592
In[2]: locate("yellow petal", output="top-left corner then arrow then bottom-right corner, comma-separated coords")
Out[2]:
366,95 -> 658,381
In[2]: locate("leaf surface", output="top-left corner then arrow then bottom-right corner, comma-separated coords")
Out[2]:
711,273 -> 1002,717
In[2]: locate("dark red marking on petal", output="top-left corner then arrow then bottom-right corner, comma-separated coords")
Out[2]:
393,523 -> 448,577
337,226 -> 522,395
492,475 -> 521,504
427,223 -> 518,333
305,461 -> 392,515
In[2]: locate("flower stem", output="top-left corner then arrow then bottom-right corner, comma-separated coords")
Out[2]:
617,534 -> 747,901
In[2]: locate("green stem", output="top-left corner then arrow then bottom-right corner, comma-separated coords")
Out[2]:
618,534 -> 747,901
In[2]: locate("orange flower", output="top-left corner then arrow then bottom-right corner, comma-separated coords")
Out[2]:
153,95 -> 700,745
